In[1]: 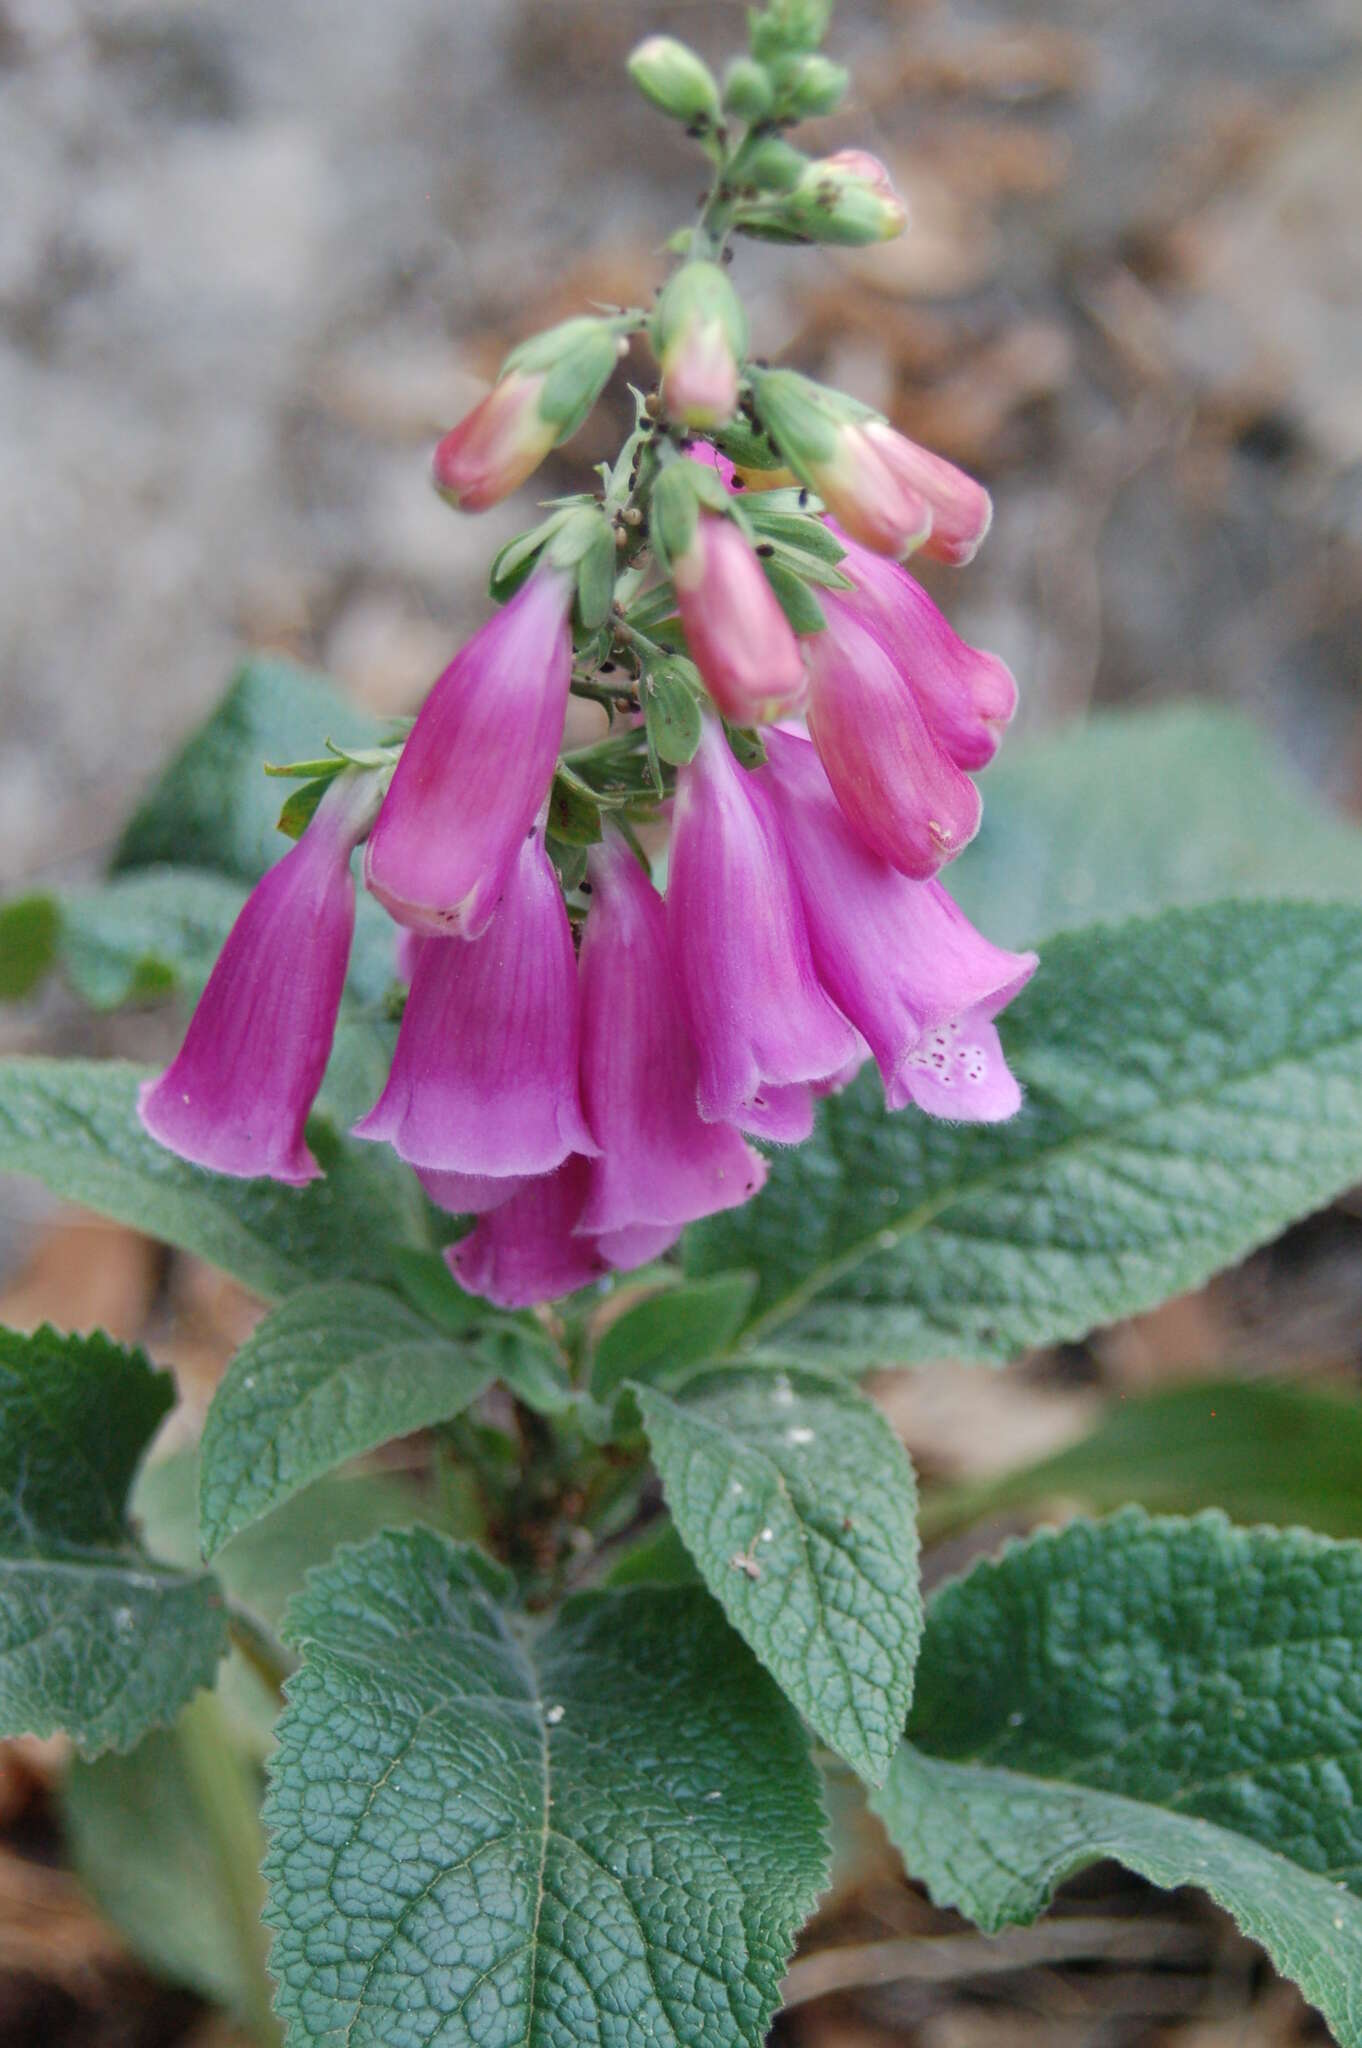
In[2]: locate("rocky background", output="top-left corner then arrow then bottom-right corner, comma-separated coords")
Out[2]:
2,0 -> 1362,2042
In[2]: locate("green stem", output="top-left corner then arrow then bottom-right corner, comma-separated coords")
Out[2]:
174,1691 -> 282,2048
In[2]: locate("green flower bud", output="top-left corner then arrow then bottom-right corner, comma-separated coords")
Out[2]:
740,137 -> 809,193
778,150 -> 908,246
722,57 -> 774,122
750,0 -> 834,60
627,36 -> 722,129
652,261 -> 748,430
504,316 -> 623,440
771,52 -> 849,118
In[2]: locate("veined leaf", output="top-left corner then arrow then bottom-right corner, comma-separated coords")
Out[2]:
636,1367 -> 920,1784
873,1511 -> 1362,2048
689,902 -> 1362,1367
0,1326 -> 226,1755
0,1061 -> 429,1300
590,1270 -> 757,1399
263,1530 -> 828,2048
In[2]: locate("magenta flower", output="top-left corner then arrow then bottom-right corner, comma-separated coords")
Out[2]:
833,527 -> 1017,770
355,825 -> 595,1177
760,728 -> 1035,1119
417,1166 -> 528,1217
668,719 -> 859,1136
804,590 -> 982,878
449,1156 -> 607,1307
671,504 -> 807,725
138,774 -> 375,1185
577,834 -> 766,1237
364,569 -> 572,938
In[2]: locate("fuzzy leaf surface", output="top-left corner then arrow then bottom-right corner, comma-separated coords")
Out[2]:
0,1061 -> 429,1300
689,902 -> 1362,1366
0,1326 -> 226,1754
263,1529 -> 828,2048
873,1511 -> 1362,2047
636,1368 -> 920,1784
199,1282 -> 498,1555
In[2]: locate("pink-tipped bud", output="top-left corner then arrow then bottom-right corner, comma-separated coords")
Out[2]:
364,569 -> 572,939
805,591 -> 982,878
137,773 -> 378,1185
653,261 -> 747,431
860,421 -> 992,567
751,369 -> 931,561
432,372 -> 556,513
782,149 -> 908,245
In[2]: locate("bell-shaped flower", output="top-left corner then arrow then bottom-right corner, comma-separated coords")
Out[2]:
760,728 -> 1035,1120
449,1156 -> 607,1308
668,719 -> 859,1136
858,419 -> 993,568
833,526 -> 1017,769
138,772 -> 378,1185
804,591 -> 982,877
576,834 -> 766,1237
355,825 -> 596,1176
418,1166 -> 528,1217
364,568 -> 572,938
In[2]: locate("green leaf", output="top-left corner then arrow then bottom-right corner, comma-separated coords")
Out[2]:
953,704 -> 1362,949
0,1061 -> 429,1301
590,1270 -> 757,1399
924,1377 -> 1362,1543
263,1529 -> 828,2048
761,556 -> 827,635
872,1511 -> 1362,2048
199,1282 -> 498,1556
0,1325 -> 226,1755
635,1367 -> 920,1784
113,656 -> 383,884
689,901 -> 1362,1367
0,892 -> 60,998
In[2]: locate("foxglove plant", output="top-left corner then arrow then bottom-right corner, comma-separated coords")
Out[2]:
6,8 -> 1362,2048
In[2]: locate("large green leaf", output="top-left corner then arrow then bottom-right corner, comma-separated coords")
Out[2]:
952,703 -> 1362,949
923,1377 -> 1362,1543
113,656 -> 383,885
0,1061 -> 429,1300
689,901 -> 1362,1367
199,1283 -> 498,1556
590,1270 -> 758,1400
0,1326 -> 226,1755
636,1368 -> 920,1785
263,1529 -> 828,2048
873,1512 -> 1362,2047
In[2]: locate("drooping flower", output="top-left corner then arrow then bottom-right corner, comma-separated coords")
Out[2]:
576,833 -> 766,1237
355,825 -> 595,1177
449,1156 -> 607,1307
418,1166 -> 529,1217
804,590 -> 982,877
760,727 -> 1035,1119
855,419 -> 993,568
138,772 -> 378,1185
432,317 -> 620,512
833,526 -> 1017,769
668,718 -> 859,1137
364,569 -> 572,938
668,504 -> 807,724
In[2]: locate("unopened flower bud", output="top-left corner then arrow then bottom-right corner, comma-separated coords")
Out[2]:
785,149 -> 907,245
750,0 -> 834,59
628,36 -> 722,129
722,57 -> 773,121
740,137 -> 809,193
652,261 -> 747,430
754,368 -> 938,560
432,318 -> 619,513
772,52 -> 848,118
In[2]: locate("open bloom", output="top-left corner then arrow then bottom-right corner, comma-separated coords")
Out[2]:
364,569 -> 572,938
354,824 -> 595,1177
671,503 -> 807,725
432,373 -> 558,512
760,728 -> 1035,1119
577,834 -> 766,1237
805,590 -> 982,878
833,527 -> 1017,770
448,1158 -> 682,1309
138,773 -> 376,1184
668,719 -> 859,1138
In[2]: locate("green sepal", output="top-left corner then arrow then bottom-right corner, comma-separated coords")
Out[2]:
276,774 -> 336,841
761,557 -> 827,635
643,656 -> 705,768
548,768 -> 604,846
649,461 -> 703,570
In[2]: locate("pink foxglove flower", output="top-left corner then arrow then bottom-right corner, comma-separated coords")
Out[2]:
805,590 -> 982,877
577,834 -> 766,1238
138,773 -> 376,1184
833,526 -> 1017,769
668,719 -> 858,1138
431,373 -> 558,512
364,569 -> 572,938
761,728 -> 1035,1120
354,825 -> 595,1177
671,504 -> 806,725
418,1167 -> 529,1216
855,421 -> 992,567
450,1156 -> 607,1307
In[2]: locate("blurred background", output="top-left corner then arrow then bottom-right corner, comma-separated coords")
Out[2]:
2,0 -> 1362,2043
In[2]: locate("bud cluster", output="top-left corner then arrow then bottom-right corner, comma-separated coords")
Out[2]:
139,4 -> 1037,1310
